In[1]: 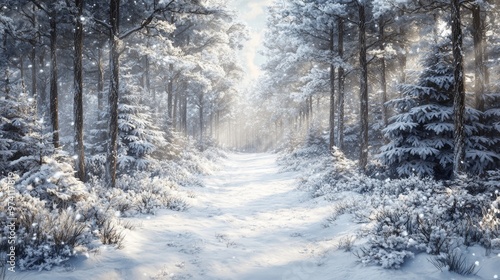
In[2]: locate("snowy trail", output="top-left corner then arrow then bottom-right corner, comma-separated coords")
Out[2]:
16,153 -> 494,280
26,153 -> 334,280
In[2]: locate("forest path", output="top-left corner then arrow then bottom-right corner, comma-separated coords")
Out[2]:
18,153 -> 465,280
139,152 -> 335,280
25,153 -> 336,280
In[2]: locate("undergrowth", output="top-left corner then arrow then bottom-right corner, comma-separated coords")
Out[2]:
279,130 -> 500,272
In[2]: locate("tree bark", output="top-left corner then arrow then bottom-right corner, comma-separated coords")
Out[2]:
182,92 -> 187,134
20,56 -> 27,95
167,64 -> 173,121
358,2 -> 369,171
173,82 -> 178,129
199,93 -> 204,142
3,29 -> 9,98
329,27 -> 335,150
472,3 -> 485,111
30,5 -> 37,98
379,17 -> 388,130
97,47 -> 105,121
74,0 -> 85,181
451,0 -> 466,177
49,8 -> 60,148
106,0 -> 120,188
337,17 -> 345,151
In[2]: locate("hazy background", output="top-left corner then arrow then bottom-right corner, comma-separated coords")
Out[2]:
229,0 -> 272,86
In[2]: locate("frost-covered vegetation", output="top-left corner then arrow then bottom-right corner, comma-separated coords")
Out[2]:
279,131 -> 500,272
0,90 -> 224,270
0,142 -> 223,271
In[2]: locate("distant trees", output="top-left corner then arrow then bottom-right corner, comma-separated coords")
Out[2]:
259,0 -> 500,177
0,1 -> 247,186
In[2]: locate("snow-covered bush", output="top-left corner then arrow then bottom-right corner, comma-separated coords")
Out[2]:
280,136 -> 498,269
0,176 -> 92,271
15,154 -> 89,209
355,180 -> 491,268
429,248 -> 478,275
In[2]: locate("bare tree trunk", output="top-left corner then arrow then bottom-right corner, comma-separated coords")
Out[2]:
30,5 -> 37,98
97,48 -> 104,121
144,55 -> 151,95
451,0 -> 466,177
30,50 -> 37,98
20,56 -> 27,95
49,9 -> 59,148
182,92 -> 187,134
337,17 -> 345,151
358,2 -> 369,171
38,52 -> 48,110
397,10 -> 406,97
173,84 -> 178,129
74,0 -> 85,181
199,93 -> 204,143
379,17 -> 388,130
329,27 -> 335,150
473,4 -> 485,111
167,63 -> 173,121
3,29 -> 9,98
106,0 -> 120,188
309,95 -> 313,122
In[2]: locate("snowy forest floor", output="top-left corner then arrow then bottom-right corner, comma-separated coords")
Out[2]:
13,153 -> 498,280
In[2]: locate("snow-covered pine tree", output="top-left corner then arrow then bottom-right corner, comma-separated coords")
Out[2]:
379,39 -> 497,178
484,91 -> 500,170
0,91 -> 53,175
0,92 -> 31,175
116,83 -> 167,172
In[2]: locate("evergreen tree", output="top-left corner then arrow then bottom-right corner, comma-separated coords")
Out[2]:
116,83 -> 166,172
380,39 -> 497,178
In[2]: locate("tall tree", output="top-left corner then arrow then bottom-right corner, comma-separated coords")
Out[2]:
105,0 -> 120,188
337,17 -> 345,151
472,1 -> 485,111
329,27 -> 335,150
74,0 -> 85,181
451,0 -> 466,177
100,0 -> 211,187
358,0 -> 369,170
49,4 -> 59,148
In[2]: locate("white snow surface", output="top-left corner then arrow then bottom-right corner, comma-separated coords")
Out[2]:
17,153 -> 500,279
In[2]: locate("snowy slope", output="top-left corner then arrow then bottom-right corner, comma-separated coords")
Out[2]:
14,153 -> 499,280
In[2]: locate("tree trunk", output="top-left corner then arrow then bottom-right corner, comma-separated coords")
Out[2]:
309,95 -> 313,122
74,0 -> 85,181
199,93 -> 204,142
167,64 -> 173,121
97,47 -> 104,121
397,10 -> 407,97
144,55 -> 151,95
173,83 -> 178,129
379,17 -> 388,130
472,4 -> 485,111
182,92 -> 187,134
106,0 -> 120,188
451,0 -> 466,177
358,2 -> 369,171
337,17 -> 345,151
31,5 -> 37,98
329,27 -> 335,150
20,56 -> 27,95
3,29 -> 9,98
49,9 -> 59,148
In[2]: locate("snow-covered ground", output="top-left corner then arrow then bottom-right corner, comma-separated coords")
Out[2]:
14,153 -> 499,279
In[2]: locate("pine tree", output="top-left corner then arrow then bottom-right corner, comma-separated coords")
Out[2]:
116,84 -> 166,172
380,39 -> 497,178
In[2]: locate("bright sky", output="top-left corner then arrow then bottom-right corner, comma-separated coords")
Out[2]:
229,0 -> 273,85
